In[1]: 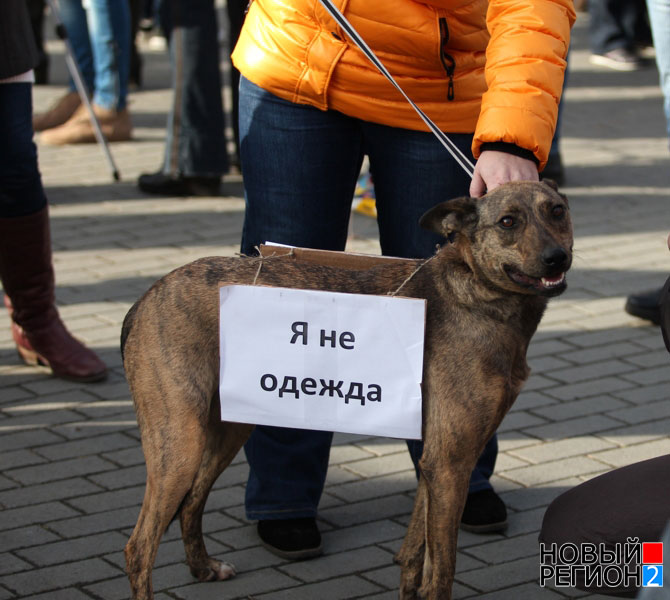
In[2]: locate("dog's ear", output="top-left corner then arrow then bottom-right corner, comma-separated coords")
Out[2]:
542,179 -> 569,206
419,197 -> 477,236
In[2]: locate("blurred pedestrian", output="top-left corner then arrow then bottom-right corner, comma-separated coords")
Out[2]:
589,0 -> 652,71
33,0 -> 132,145
1,0 -> 108,382
624,0 -> 670,323
137,0 -> 247,196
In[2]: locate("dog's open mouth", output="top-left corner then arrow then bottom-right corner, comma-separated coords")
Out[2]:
505,267 -> 566,294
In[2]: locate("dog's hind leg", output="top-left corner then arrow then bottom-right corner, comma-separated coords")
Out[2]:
396,481 -> 427,600
179,397 -> 253,582
125,404 -> 208,600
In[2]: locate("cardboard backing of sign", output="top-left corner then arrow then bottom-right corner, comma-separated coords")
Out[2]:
258,244 -> 420,271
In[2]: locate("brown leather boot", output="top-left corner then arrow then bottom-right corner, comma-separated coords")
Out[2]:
0,207 -> 108,382
40,103 -> 132,145
32,91 -> 82,132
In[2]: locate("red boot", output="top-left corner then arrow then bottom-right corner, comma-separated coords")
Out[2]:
0,207 -> 107,382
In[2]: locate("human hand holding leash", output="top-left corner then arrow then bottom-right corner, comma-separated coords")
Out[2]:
470,151 -> 539,197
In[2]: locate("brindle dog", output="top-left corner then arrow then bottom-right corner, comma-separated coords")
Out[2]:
122,180 -> 573,599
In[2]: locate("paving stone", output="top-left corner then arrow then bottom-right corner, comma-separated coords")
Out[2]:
502,456 -> 608,486
279,546 -> 394,583
508,436 -> 617,464
1,558 -> 121,596
5,455 -> 117,486
255,575 -> 383,599
16,531 -> 129,567
0,477 -> 103,509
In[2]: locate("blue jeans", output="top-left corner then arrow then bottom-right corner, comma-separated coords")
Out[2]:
157,0 -> 227,177
59,0 -> 130,110
239,77 -> 498,519
647,0 -> 670,139
0,84 -> 46,218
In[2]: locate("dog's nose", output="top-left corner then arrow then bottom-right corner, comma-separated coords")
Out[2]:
542,247 -> 568,268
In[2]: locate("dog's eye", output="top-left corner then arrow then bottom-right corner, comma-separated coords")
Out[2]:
499,216 -> 516,229
551,205 -> 565,219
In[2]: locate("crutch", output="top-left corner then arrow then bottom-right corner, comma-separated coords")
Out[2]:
45,0 -> 121,181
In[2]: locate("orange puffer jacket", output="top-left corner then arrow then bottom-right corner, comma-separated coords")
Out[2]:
232,0 -> 575,168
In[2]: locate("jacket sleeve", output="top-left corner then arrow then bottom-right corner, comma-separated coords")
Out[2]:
472,0 -> 576,170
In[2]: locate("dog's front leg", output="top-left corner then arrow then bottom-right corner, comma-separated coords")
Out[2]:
417,461 -> 471,600
396,479 -> 427,599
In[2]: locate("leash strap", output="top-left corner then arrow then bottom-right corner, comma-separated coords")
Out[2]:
318,0 -> 476,179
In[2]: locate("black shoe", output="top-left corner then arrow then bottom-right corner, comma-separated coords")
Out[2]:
257,517 -> 323,560
541,152 -> 565,187
625,287 -> 663,325
137,171 -> 221,197
460,489 -> 508,533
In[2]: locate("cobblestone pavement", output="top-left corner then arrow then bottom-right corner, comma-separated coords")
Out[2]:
2,11 -> 670,600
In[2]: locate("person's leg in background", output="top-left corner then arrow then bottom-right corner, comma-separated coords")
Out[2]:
137,0 -> 226,196
0,82 -> 107,382
32,0 -> 93,132
225,0 -> 247,170
41,0 -> 133,144
365,122 -> 507,533
624,0 -> 670,324
239,76 -> 365,559
588,0 -> 646,70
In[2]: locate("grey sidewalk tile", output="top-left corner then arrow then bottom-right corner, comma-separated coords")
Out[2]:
0,410 -> 85,434
321,520 -> 407,554
599,417 -> 670,446
0,553 -> 32,576
342,453 -> 415,478
327,470 -> 417,504
319,494 -> 415,528
0,526 -> 61,553
463,532 -> 542,565
20,589 -> 96,600
279,546 -> 393,583
543,377 -> 637,402
614,381 -> 670,404
5,455 -> 117,486
590,438 -> 670,468
455,556 -> 539,592
46,506 -> 140,538
472,582 -> 566,599
621,365 -> 670,385
508,436 -> 617,464
502,457 -> 608,487
170,567 -> 298,600
500,479 -> 582,512
498,411 -> 548,433
0,449 -> 47,471
0,477 -> 103,509
531,396 -> 629,422
1,558 -> 121,596
0,502 -> 80,531
255,575 -> 383,599
547,359 -> 637,384
523,414 -> 626,441
558,341 -> 649,365
607,398 -> 670,425
16,531 -> 128,567
33,431 -> 137,461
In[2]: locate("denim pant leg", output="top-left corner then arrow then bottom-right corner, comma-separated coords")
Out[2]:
158,0 -> 227,177
361,123 -> 498,494
588,0 -> 642,54
647,0 -> 670,139
0,84 -> 47,218
58,0 -> 95,94
83,0 -> 131,110
239,77 -> 365,519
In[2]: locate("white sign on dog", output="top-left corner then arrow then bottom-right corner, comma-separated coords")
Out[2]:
219,285 -> 425,439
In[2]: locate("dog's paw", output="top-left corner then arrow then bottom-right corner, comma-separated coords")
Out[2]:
208,559 -> 236,581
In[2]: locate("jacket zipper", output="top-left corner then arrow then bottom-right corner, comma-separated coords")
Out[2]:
439,17 -> 455,101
